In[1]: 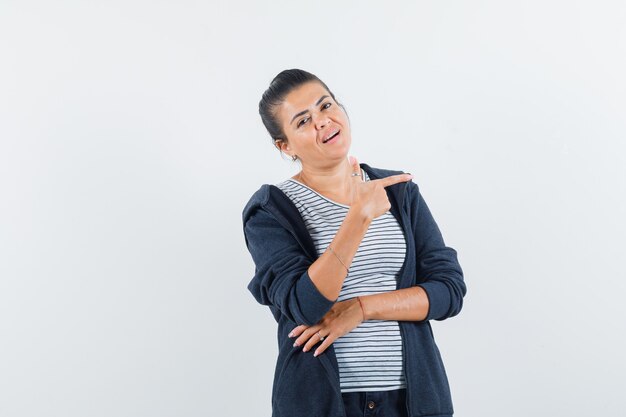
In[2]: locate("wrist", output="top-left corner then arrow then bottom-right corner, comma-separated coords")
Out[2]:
356,296 -> 368,321
347,203 -> 373,225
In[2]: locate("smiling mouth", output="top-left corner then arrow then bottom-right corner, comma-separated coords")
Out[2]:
323,130 -> 340,143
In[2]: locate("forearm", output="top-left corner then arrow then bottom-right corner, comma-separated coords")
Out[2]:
360,286 -> 429,321
308,207 -> 371,301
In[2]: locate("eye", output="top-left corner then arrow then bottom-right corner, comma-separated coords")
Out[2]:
297,117 -> 309,128
322,102 -> 332,110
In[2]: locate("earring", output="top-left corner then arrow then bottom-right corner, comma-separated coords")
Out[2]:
292,155 -> 298,161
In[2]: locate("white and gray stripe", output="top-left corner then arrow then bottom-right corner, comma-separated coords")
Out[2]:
276,170 -> 407,393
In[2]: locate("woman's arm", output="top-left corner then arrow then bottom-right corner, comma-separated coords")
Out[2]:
359,287 -> 430,321
307,206 -> 371,301
244,195 -> 372,326
309,165 -> 414,301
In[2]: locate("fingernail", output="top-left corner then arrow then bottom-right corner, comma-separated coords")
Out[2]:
302,347 -> 308,352
293,342 -> 299,347
314,351 -> 319,357
288,331 -> 294,338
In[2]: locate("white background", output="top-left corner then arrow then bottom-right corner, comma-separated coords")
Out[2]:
1,1 -> 625,416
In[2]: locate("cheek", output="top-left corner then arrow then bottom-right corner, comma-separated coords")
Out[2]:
334,109 -> 348,123
290,130 -> 317,146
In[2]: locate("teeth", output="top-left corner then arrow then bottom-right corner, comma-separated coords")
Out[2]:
324,130 -> 339,142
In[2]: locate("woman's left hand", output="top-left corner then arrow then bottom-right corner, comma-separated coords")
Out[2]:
288,297 -> 365,357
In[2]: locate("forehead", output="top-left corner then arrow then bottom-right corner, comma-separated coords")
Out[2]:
279,81 -> 329,118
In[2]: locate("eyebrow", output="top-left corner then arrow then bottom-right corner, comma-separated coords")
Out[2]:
290,95 -> 330,125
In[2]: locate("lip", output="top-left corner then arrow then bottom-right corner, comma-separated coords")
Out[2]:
323,131 -> 340,144
321,128 -> 340,144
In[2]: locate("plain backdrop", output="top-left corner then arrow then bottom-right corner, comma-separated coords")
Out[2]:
1,1 -> 625,416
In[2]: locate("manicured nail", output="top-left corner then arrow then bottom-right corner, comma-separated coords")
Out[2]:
293,342 -> 299,347
314,351 -> 319,357
302,347 -> 308,352
288,331 -> 294,338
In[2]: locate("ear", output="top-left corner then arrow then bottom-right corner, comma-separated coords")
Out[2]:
274,139 -> 290,154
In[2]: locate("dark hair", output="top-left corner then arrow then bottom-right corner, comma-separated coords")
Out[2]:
258,69 -> 345,149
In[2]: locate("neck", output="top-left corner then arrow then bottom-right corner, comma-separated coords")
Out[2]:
298,158 -> 357,198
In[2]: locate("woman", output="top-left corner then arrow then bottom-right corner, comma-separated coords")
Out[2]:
242,69 -> 466,417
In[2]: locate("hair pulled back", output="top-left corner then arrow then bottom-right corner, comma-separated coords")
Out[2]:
258,69 -> 343,149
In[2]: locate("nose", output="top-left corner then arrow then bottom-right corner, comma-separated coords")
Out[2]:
315,116 -> 332,130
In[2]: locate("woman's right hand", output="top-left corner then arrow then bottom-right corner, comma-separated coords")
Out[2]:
349,156 -> 413,221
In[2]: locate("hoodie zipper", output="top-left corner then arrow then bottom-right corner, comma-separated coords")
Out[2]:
390,183 -> 414,417
400,322 -> 413,416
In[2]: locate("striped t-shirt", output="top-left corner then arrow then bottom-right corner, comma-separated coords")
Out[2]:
275,169 -> 407,393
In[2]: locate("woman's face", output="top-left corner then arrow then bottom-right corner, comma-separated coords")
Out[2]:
275,81 -> 351,169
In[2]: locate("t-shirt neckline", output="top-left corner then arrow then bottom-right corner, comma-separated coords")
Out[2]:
287,168 -> 368,209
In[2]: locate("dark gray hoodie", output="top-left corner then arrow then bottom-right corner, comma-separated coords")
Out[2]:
242,163 -> 467,417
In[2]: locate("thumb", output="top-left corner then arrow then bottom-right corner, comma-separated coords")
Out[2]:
349,155 -> 363,182
349,155 -> 360,172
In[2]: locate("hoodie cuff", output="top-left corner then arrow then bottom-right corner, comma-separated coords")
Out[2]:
416,281 -> 451,321
295,270 -> 337,325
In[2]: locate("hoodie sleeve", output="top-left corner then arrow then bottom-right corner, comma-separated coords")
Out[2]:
408,181 -> 467,321
243,206 -> 337,326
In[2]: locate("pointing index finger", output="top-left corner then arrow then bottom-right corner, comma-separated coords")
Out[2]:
377,173 -> 413,187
